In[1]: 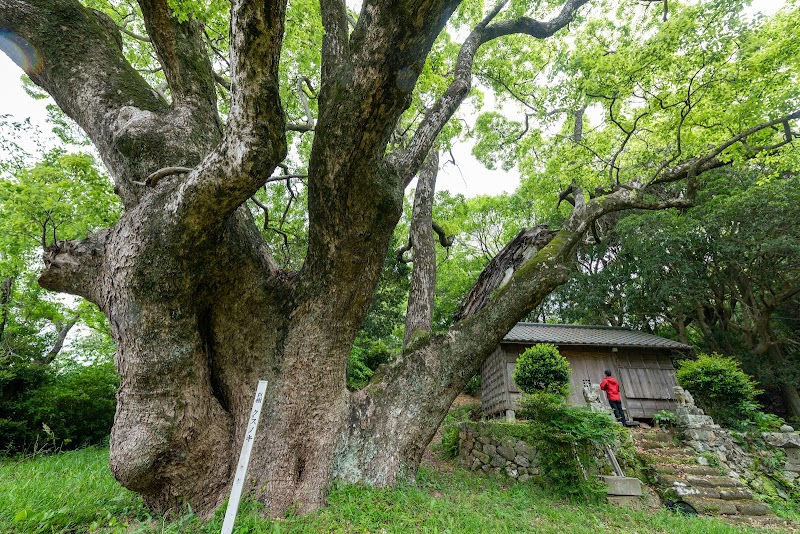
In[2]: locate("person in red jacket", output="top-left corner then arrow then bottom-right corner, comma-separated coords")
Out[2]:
600,370 -> 625,423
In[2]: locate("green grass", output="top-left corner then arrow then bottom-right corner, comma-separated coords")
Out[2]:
0,447 -> 770,533
0,447 -> 146,533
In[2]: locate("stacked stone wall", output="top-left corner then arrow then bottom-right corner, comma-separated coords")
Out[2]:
457,422 -> 540,482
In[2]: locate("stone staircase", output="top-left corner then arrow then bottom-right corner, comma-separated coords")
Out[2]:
634,428 -> 792,529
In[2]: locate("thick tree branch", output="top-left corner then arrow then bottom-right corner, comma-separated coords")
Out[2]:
652,110 -> 800,185
404,151 -> 439,347
138,0 -> 220,120
320,0 -> 351,76
0,0 -> 223,209
35,318 -> 79,366
388,0 -> 589,183
118,23 -> 151,42
173,0 -> 288,233
482,0 -> 590,41
38,231 -> 108,305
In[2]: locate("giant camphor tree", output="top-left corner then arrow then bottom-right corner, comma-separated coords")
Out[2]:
1,0 -> 798,517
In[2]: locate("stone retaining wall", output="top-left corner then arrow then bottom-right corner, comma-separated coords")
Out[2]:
457,422 -> 540,482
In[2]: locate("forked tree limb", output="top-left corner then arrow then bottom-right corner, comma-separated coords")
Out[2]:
388,0 -> 589,183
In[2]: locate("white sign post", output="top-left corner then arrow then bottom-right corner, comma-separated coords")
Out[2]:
221,380 -> 268,534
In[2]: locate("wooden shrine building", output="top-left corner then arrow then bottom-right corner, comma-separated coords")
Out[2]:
481,323 -> 692,420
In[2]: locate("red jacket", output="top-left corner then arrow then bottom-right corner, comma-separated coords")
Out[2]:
600,376 -> 621,401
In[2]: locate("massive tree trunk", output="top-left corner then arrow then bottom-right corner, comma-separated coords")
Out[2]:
403,151 -> 440,347
3,0 -> 794,519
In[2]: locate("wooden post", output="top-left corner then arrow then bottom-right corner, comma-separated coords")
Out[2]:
221,380 -> 268,534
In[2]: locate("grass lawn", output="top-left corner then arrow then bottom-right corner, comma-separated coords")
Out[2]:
0,447 -> 771,533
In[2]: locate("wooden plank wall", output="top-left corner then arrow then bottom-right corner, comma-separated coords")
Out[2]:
484,343 -> 680,419
480,346 -> 509,417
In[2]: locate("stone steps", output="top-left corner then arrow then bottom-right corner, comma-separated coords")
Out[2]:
654,464 -> 720,477
632,428 -> 782,524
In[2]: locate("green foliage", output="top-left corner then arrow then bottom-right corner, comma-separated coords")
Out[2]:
347,238 -> 410,390
463,374 -> 481,396
520,392 -> 621,500
676,353 -> 763,427
0,345 -> 118,454
513,343 -> 570,396
441,426 -> 460,459
652,410 -> 676,430
749,410 -> 787,433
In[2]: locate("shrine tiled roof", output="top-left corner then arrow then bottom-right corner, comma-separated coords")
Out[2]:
503,323 -> 691,350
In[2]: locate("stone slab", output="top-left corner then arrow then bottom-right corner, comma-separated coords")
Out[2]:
599,476 -> 642,496
686,475 -> 743,488
762,432 -> 800,448
674,485 -> 720,499
606,495 -> 641,507
681,497 -> 738,516
718,488 -> 754,501
734,501 -> 772,516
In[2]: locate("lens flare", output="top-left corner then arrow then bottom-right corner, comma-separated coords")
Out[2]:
0,31 -> 43,74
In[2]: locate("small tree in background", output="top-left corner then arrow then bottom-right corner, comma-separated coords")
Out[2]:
677,353 -> 763,427
513,343 -> 571,397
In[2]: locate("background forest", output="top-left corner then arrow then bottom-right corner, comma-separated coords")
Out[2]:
1,0 -> 799,458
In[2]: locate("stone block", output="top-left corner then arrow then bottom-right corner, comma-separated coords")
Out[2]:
735,502 -> 772,516
483,444 -> 496,456
784,448 -> 800,462
599,476 -> 642,496
514,455 -> 530,468
497,444 -> 517,461
718,488 -> 754,500
505,466 -> 518,478
481,464 -> 490,472
762,432 -> 800,448
674,485 -> 720,499
780,424 -> 795,433
515,440 -> 534,457
473,450 -> 489,464
518,474 -> 530,483
681,497 -> 737,515
686,475 -> 743,488
685,429 -> 715,442
490,455 -> 505,467
677,414 -> 714,428
477,436 -> 491,445
606,495 -> 641,507
784,462 -> 800,473
471,458 -> 482,471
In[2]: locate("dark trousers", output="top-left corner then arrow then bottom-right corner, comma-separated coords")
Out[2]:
609,400 -> 625,422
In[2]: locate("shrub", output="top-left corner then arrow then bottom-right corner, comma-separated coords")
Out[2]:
652,410 -> 676,430
441,426 -> 460,459
0,356 -> 118,454
463,374 -> 481,396
676,353 -> 762,427
513,343 -> 571,397
520,392 -> 621,500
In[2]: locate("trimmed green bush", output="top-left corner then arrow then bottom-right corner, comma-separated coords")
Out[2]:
513,343 -> 571,396
521,392 -> 621,500
676,353 -> 762,427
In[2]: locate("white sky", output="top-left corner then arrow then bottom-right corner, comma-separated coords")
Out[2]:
0,0 -> 786,197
